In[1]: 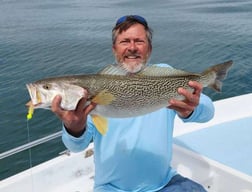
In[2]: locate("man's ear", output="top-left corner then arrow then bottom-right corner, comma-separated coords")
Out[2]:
112,44 -> 116,54
148,44 -> 152,55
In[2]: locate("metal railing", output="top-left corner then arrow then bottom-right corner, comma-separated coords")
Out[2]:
0,131 -> 62,160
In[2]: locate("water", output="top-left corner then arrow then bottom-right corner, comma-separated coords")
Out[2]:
0,0 -> 252,180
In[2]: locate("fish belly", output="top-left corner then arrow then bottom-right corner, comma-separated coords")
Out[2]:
91,99 -> 170,118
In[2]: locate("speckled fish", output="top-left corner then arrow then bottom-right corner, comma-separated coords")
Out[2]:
26,60 -> 233,134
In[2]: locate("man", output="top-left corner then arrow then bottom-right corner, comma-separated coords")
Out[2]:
52,15 -> 214,191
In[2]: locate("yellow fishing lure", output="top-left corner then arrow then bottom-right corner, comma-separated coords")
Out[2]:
27,105 -> 34,120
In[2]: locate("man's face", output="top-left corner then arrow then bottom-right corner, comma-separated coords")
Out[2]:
113,23 -> 152,73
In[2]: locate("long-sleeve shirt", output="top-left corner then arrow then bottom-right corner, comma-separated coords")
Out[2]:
62,64 -> 215,192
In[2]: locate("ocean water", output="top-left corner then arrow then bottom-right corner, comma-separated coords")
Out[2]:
0,0 -> 252,180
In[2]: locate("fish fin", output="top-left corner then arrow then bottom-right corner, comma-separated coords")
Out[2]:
203,60 -> 233,92
91,90 -> 115,105
99,64 -> 197,77
137,66 -> 197,77
98,64 -> 128,75
91,115 -> 108,135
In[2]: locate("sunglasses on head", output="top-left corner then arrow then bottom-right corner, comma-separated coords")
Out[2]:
116,15 -> 148,26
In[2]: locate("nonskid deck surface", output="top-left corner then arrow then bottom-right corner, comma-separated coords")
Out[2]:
174,116 -> 252,177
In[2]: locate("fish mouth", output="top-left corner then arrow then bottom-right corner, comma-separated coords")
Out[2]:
25,100 -> 41,108
26,83 -> 42,108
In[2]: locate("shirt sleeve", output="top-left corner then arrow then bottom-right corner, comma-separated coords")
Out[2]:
181,93 -> 215,123
61,116 -> 95,152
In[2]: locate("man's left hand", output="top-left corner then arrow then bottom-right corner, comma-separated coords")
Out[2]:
168,81 -> 203,118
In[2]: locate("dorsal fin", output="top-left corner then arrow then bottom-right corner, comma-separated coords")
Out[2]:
98,64 -> 128,75
99,64 -> 199,77
138,65 -> 198,77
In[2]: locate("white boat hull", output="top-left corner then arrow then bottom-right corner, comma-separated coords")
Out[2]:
1,93 -> 252,192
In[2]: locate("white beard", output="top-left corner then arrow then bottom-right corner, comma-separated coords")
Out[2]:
114,56 -> 150,73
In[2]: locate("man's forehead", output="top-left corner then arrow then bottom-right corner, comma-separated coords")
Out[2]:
116,24 -> 147,38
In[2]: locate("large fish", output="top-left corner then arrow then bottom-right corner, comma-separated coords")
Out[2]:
26,60 -> 233,134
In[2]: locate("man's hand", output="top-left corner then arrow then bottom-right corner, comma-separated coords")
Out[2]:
51,90 -> 96,137
168,81 -> 202,118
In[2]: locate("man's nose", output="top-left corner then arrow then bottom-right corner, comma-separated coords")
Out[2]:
127,41 -> 137,52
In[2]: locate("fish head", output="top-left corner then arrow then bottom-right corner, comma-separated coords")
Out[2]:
26,81 -> 86,110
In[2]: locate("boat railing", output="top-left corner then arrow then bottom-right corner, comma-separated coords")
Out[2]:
0,131 -> 62,160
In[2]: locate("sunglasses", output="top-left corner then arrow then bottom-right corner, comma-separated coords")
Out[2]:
116,15 -> 148,26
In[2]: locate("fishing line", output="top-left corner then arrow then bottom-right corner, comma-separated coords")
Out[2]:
26,118 -> 35,191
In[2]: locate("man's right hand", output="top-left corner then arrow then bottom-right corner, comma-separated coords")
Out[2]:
51,90 -> 97,137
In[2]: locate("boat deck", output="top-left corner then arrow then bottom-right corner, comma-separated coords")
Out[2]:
171,93 -> 252,191
174,116 -> 252,177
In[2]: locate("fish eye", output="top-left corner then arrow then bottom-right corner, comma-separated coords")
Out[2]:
43,84 -> 51,90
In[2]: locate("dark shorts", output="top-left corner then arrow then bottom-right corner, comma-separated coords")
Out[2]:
158,174 -> 207,192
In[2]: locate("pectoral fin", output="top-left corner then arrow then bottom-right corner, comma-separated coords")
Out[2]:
91,90 -> 115,105
91,115 -> 108,135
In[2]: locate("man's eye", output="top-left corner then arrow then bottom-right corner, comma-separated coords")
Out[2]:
120,40 -> 129,44
136,39 -> 145,43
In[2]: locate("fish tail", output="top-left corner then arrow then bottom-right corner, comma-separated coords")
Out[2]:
203,60 -> 233,92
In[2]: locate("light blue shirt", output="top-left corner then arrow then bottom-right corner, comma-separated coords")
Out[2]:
62,64 -> 215,192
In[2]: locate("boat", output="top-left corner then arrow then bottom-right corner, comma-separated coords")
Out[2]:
1,93 -> 252,192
